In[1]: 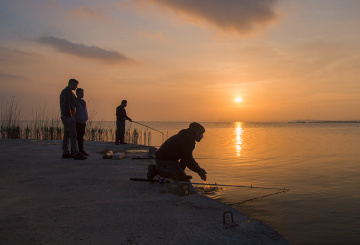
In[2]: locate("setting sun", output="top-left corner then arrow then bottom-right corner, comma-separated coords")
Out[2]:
235,97 -> 242,103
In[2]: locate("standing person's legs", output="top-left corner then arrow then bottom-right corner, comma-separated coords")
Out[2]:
119,121 -> 126,143
115,120 -> 121,144
76,122 -> 86,152
62,118 -> 70,154
62,117 -> 78,154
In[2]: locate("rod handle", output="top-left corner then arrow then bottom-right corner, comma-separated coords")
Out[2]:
130,178 -> 155,182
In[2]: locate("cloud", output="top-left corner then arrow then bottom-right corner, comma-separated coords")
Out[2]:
0,47 -> 42,62
136,31 -> 167,41
0,71 -> 26,81
0,71 -> 29,98
37,36 -> 135,63
138,0 -> 279,34
71,6 -> 104,19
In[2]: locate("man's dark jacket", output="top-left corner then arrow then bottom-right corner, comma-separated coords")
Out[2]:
116,105 -> 131,121
59,86 -> 77,118
155,128 -> 201,173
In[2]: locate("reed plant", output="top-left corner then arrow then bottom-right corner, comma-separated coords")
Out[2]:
84,122 -> 151,145
29,107 -> 63,140
0,98 -> 152,145
0,97 -> 21,139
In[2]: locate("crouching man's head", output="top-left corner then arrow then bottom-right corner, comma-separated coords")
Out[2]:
189,122 -> 205,142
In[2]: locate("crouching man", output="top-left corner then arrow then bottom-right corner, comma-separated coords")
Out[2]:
147,122 -> 207,182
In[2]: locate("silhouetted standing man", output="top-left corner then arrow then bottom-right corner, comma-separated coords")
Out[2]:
115,100 -> 132,145
59,78 -> 86,160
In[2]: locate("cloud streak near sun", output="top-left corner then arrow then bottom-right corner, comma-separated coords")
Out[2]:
37,36 -> 134,63
139,0 -> 279,34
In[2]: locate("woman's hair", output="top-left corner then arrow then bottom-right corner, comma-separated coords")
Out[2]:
76,88 -> 83,95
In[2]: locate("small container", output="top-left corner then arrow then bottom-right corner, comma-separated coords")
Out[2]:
111,152 -> 126,160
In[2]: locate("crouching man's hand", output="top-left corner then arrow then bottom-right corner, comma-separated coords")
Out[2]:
198,168 -> 207,181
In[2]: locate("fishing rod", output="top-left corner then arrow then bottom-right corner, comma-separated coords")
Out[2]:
130,178 -> 289,191
132,121 -> 164,142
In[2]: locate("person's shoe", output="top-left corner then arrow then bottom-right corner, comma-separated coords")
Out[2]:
115,142 -> 120,145
80,151 -> 89,156
62,153 -> 73,159
120,142 -> 127,144
73,153 -> 87,160
147,164 -> 157,180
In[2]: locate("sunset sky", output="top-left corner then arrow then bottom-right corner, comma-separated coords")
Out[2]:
1,0 -> 360,122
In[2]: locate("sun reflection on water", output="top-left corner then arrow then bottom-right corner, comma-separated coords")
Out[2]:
233,122 -> 243,156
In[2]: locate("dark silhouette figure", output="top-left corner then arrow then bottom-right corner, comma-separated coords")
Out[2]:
147,122 -> 207,181
75,88 -> 89,156
59,78 -> 86,160
115,100 -> 132,144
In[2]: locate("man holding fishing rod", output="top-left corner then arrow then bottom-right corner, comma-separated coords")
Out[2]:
147,122 -> 207,182
115,100 -> 132,145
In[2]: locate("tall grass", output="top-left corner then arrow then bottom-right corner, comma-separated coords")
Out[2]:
0,98 -> 152,145
24,107 -> 63,140
0,97 -> 21,139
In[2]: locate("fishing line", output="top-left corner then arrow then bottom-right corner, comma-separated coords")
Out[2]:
129,178 -> 288,191
226,189 -> 289,206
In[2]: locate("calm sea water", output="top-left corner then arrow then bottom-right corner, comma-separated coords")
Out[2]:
130,121 -> 360,245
